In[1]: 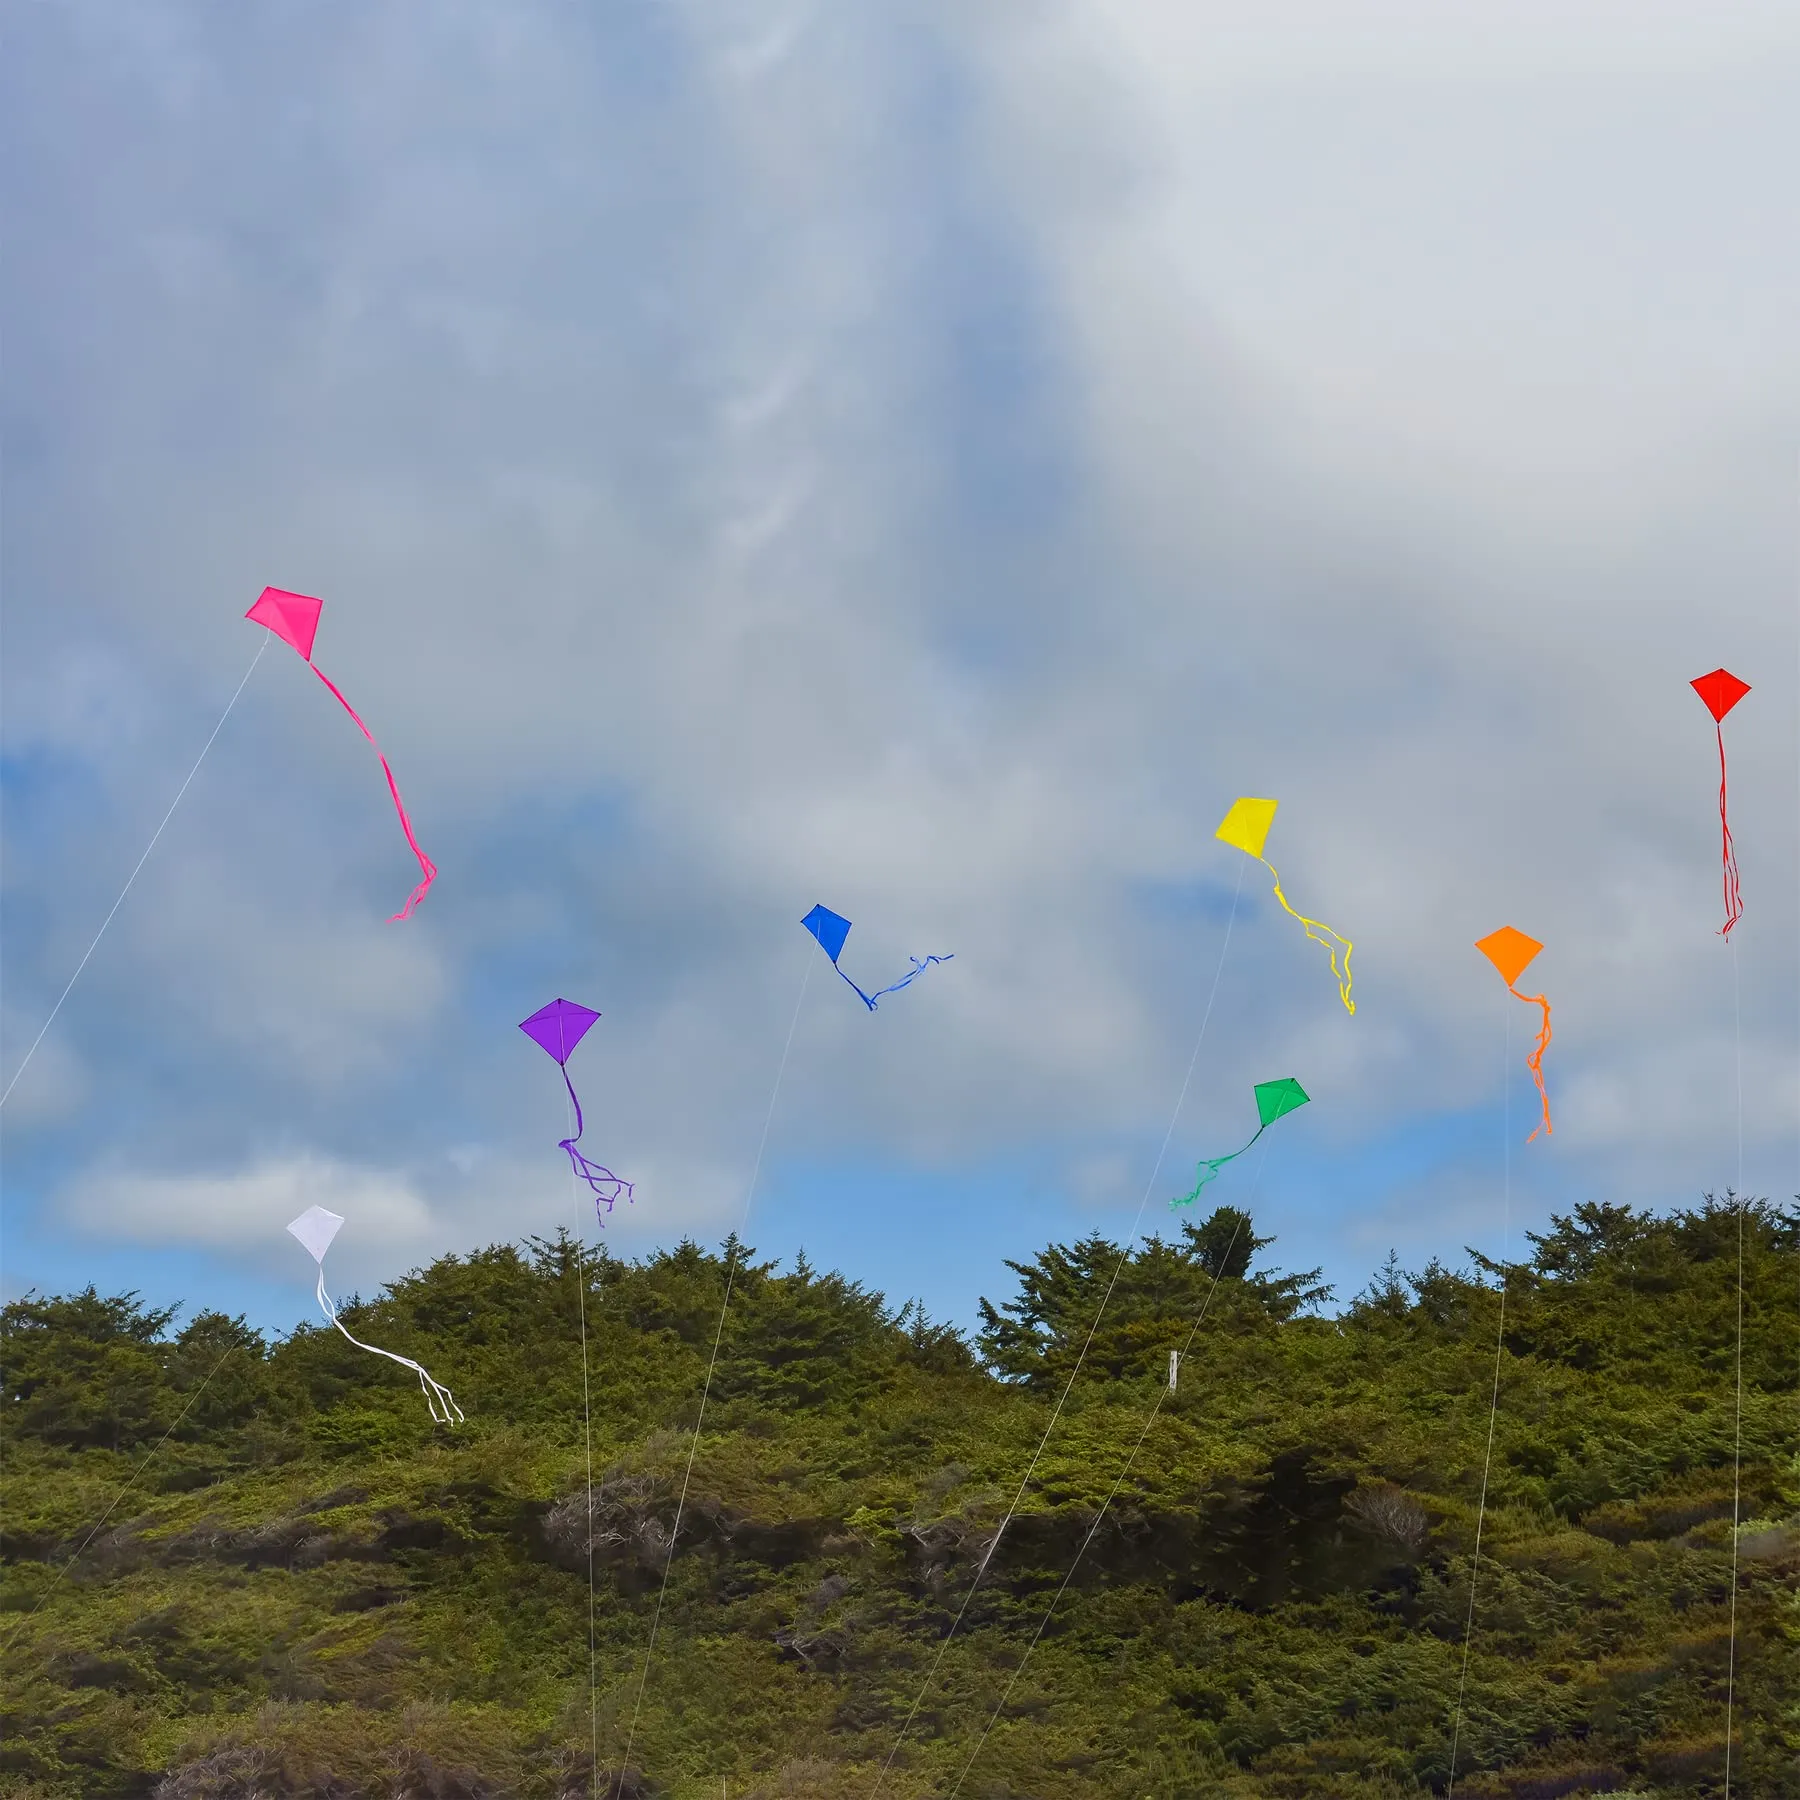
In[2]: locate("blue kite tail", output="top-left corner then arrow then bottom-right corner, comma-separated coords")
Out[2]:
831,963 -> 880,1011
561,1138 -> 636,1221
858,953 -> 954,1011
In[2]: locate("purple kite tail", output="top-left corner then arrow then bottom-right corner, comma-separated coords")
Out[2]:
558,1063 -> 635,1223
851,953 -> 953,1011
561,1140 -> 636,1219
308,663 -> 438,921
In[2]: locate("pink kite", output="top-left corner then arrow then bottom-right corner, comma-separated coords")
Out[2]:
247,588 -> 437,920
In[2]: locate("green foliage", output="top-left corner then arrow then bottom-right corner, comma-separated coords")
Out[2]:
2,1200 -> 1797,1798
1188,1204 -> 1270,1280
976,1206 -> 1328,1385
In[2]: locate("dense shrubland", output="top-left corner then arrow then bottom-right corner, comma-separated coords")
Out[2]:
2,1199 -> 1796,1798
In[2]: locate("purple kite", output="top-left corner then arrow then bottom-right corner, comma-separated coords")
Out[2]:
801,904 -> 952,1011
519,998 -> 635,1221
246,586 -> 437,921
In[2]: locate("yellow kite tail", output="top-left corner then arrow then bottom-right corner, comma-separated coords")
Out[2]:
1262,859 -> 1355,1014
1510,984 -> 1553,1142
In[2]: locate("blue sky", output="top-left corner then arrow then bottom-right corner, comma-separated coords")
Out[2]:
3,1 -> 1798,1343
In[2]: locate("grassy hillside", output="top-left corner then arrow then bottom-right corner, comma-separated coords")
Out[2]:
2,1199 -> 1796,1798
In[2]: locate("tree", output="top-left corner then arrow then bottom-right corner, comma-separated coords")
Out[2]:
1,1288 -> 177,1450
1186,1204 -> 1270,1280
976,1209 -> 1326,1385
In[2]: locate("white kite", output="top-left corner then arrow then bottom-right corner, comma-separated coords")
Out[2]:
286,1205 -> 463,1425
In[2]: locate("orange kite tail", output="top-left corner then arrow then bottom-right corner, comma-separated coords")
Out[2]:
1510,984 -> 1553,1142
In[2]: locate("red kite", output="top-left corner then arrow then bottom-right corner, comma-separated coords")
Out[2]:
1690,668 -> 1749,937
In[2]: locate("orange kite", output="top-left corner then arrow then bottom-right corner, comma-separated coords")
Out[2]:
1476,926 -> 1552,1143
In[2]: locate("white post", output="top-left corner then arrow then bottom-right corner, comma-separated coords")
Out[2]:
1168,1349 -> 1180,1391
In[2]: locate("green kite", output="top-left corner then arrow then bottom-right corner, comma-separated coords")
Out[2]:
1171,1077 -> 1310,1210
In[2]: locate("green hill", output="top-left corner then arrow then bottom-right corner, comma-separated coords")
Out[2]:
2,1199 -> 1795,1798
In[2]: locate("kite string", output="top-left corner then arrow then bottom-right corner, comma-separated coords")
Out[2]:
617,951 -> 814,1782
1448,997 -> 1511,1797
947,1152 -> 1270,1796
306,662 -> 436,921
567,1082 -> 600,1787
0,637 -> 269,1111
0,1340 -> 243,1653
1724,935 -> 1745,1797
870,857 -> 1247,1796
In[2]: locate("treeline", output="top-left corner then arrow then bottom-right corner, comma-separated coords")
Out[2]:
2,1199 -> 1797,1798
3,1233 -> 975,1463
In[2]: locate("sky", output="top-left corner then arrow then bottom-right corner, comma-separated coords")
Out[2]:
3,0 -> 1798,1341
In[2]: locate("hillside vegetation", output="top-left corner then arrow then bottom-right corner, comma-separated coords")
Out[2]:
2,1198 -> 1796,1798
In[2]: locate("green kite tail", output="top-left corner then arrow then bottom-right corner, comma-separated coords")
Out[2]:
1170,1126 -> 1265,1210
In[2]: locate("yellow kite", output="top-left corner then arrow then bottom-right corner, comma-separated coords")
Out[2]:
1216,798 -> 1354,1013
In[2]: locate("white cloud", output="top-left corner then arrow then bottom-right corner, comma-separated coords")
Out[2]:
1049,0 -> 1800,90
0,1013 -> 88,1128
5,0 -> 1799,1321
72,1154 -> 434,1258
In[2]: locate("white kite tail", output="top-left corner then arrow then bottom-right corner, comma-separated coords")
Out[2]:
314,1269 -> 464,1426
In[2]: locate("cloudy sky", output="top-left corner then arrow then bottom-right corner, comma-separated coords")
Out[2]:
4,1 -> 1798,1337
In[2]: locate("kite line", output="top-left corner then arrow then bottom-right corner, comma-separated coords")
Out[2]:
568,1080 -> 601,1785
0,637 -> 269,1111
617,951 -> 815,1780
870,858 -> 1247,1795
1724,937 -> 1745,1798
1,1341 -> 244,1652
1447,996 -> 1516,1795
948,1150 -> 1270,1795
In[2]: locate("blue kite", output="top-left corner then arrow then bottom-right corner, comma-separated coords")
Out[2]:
801,904 -> 952,1011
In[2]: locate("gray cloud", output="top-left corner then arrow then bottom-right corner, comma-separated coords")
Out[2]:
5,2 -> 1799,1316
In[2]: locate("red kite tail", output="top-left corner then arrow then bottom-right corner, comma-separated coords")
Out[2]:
1715,722 -> 1743,937
309,664 -> 437,921
1510,984 -> 1553,1142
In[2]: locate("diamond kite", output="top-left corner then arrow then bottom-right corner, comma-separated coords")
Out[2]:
1215,799 -> 1354,1013
1691,668 -> 1749,937
519,998 -> 635,1222
1171,1077 -> 1310,1210
801,904 -> 952,1011
1476,926 -> 1552,1143
285,1205 -> 463,1424
247,587 -> 437,921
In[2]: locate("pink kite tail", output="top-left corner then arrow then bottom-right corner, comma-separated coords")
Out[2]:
308,664 -> 437,921
1715,722 -> 1743,937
